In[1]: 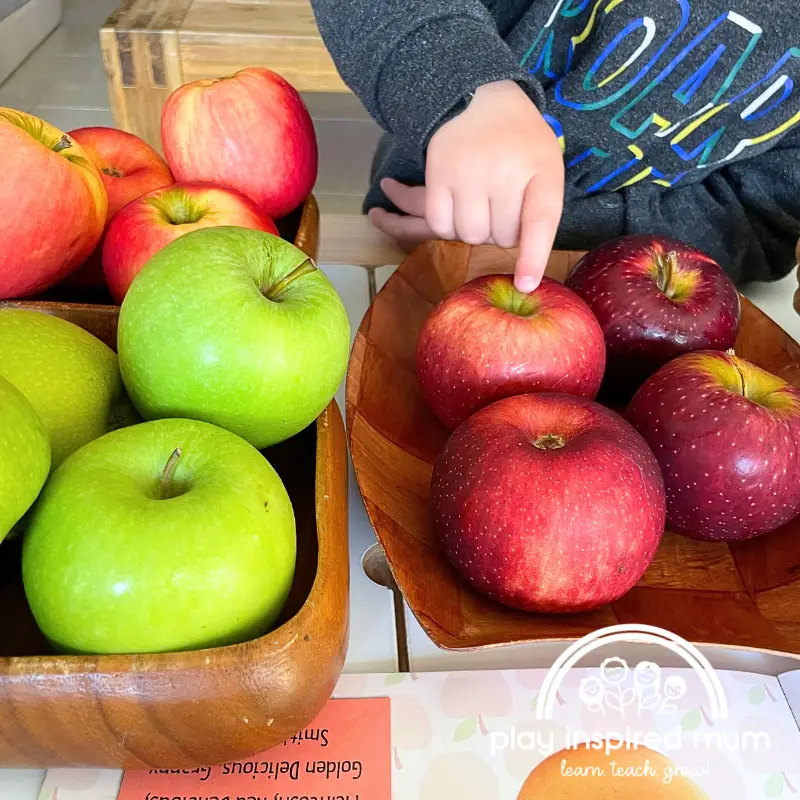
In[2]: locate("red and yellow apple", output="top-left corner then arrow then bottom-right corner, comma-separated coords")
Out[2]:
416,274 -> 606,429
0,108 -> 107,298
102,182 -> 278,302
70,127 -> 173,219
161,67 -> 317,219
565,235 -> 741,400
628,350 -> 800,541
430,393 -> 665,613
65,126 -> 174,288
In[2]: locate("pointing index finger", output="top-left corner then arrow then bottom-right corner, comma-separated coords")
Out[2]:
514,171 -> 564,293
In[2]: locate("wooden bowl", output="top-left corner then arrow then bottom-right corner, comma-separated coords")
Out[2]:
347,240 -> 800,655
0,194 -> 320,311
0,243 -> 350,768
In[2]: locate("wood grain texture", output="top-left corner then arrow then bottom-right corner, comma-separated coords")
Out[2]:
318,214 -> 406,267
101,0 -> 347,150
347,240 -> 800,655
0,193 -> 349,769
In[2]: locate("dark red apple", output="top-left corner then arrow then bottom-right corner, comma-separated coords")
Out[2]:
416,275 -> 606,429
430,393 -> 666,613
628,350 -> 800,542
565,235 -> 740,400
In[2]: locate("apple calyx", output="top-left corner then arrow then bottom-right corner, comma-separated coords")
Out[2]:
159,447 -> 183,500
533,433 -> 566,450
102,165 -> 124,178
264,258 -> 318,301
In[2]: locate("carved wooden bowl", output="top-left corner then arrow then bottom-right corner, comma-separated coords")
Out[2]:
347,240 -> 800,655
0,194 -> 351,768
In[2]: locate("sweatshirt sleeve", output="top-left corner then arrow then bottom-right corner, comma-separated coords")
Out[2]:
558,130 -> 800,284
310,0 -> 544,154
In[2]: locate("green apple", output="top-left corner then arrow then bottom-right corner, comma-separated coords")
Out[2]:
0,310 -> 122,467
0,376 -> 50,541
118,227 -> 350,449
22,417 -> 296,655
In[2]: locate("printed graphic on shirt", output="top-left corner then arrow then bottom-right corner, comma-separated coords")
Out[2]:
519,0 -> 800,194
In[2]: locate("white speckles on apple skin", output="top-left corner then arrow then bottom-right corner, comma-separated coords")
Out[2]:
628,351 -> 800,542
429,393 -> 666,614
565,234 -> 740,400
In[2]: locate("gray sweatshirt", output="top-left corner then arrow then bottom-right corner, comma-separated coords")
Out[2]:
310,0 -> 800,283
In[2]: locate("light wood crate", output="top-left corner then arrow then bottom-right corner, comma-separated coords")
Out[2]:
100,0 -> 347,151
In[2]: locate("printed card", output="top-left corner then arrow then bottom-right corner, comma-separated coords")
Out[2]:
115,698 -> 391,800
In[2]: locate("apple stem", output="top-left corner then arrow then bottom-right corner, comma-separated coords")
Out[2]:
655,251 -> 678,296
264,258 -> 318,301
52,134 -> 72,153
159,448 -> 182,499
725,350 -> 748,398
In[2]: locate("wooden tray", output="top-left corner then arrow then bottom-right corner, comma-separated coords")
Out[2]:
0,284 -> 349,768
0,194 -> 319,311
347,240 -> 800,655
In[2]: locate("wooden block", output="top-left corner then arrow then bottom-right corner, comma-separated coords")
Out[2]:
101,0 -> 348,150
318,214 -> 406,267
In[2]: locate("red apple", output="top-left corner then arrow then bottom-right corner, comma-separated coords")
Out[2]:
430,393 -> 665,613
102,182 -> 279,302
64,127 -> 174,289
628,350 -> 800,541
565,235 -> 741,400
161,67 -> 317,219
416,274 -> 606,429
0,108 -> 107,298
69,127 -> 173,219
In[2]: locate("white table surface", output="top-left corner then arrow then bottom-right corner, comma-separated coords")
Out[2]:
0,264 -> 400,799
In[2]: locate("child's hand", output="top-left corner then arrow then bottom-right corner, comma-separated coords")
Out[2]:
369,80 -> 564,292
